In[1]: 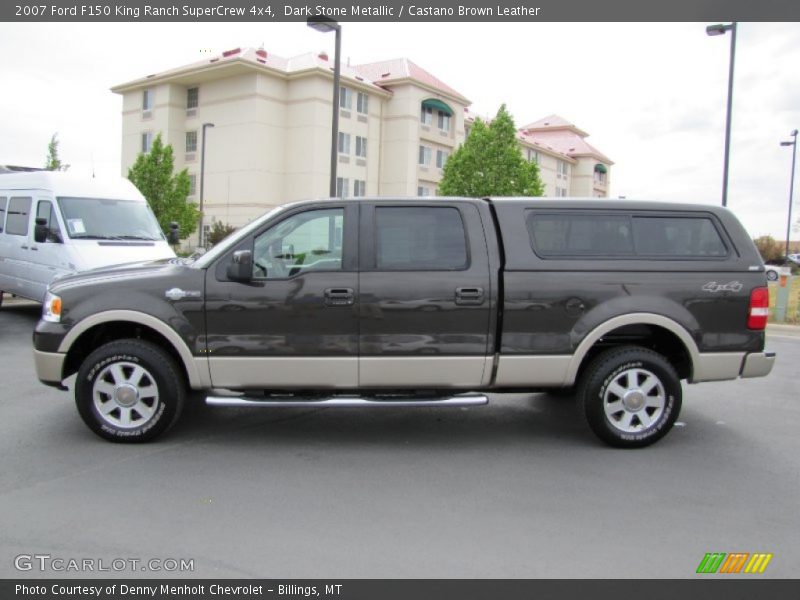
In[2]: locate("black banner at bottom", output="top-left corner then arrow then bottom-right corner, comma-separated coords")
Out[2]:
4,579 -> 800,600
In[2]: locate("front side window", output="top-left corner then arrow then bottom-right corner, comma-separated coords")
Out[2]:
58,197 -> 164,241
375,206 -> 468,270
36,200 -> 62,242
187,87 -> 198,109
252,208 -> 344,279
6,197 -> 31,236
186,131 -> 197,153
339,87 -> 352,110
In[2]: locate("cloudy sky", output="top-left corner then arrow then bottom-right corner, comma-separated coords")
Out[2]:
1,21 -> 798,239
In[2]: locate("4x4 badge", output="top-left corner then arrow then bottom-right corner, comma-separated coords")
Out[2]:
702,281 -> 743,293
165,288 -> 202,301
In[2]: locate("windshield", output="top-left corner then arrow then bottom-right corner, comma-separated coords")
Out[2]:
57,197 -> 165,241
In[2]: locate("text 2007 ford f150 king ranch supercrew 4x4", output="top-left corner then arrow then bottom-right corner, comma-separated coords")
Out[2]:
33,197 -> 775,447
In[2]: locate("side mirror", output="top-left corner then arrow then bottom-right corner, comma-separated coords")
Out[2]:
167,222 -> 180,245
34,217 -> 48,244
227,250 -> 253,282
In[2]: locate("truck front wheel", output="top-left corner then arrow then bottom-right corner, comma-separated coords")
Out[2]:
578,346 -> 681,448
75,339 -> 185,443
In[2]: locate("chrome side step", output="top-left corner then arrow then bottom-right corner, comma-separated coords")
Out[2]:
205,394 -> 489,408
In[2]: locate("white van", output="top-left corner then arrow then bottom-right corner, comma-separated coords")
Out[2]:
0,171 -> 175,304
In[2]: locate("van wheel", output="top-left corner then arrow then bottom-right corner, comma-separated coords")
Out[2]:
75,339 -> 185,443
578,346 -> 681,448
766,269 -> 779,281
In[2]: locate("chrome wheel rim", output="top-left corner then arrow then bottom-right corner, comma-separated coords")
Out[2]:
92,361 -> 160,429
603,368 -> 666,434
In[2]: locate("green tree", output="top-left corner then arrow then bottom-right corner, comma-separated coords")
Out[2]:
753,235 -> 784,262
438,104 -> 544,197
127,134 -> 199,239
44,133 -> 69,171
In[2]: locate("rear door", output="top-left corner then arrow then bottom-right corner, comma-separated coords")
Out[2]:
358,201 -> 493,388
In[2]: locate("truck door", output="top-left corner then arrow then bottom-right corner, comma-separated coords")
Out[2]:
203,203 -> 359,389
358,202 -> 493,388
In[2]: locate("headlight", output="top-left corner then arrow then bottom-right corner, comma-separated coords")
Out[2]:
43,292 -> 62,323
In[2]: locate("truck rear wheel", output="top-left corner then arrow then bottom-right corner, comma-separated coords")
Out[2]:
75,339 -> 185,443
578,346 -> 681,448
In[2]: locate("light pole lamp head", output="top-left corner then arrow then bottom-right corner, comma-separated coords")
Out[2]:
706,23 -> 734,36
203,122 -> 215,131
307,15 -> 339,34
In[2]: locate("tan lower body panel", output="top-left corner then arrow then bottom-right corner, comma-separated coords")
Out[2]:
690,352 -> 745,382
359,356 -> 489,388
493,355 -> 572,387
208,357 -> 358,388
34,349 -> 65,383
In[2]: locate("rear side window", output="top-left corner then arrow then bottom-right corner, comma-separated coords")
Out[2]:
6,197 -> 32,236
375,206 -> 468,270
632,217 -> 727,257
527,211 -> 728,259
0,197 -> 6,233
527,213 -> 633,257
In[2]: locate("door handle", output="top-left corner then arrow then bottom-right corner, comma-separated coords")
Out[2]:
21,245 -> 29,250
324,287 -> 354,306
455,287 -> 484,305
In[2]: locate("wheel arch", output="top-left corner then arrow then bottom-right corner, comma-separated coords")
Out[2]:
59,310 -> 209,389
564,313 -> 699,386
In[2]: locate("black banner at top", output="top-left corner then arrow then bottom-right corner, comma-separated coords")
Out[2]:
3,0 -> 800,22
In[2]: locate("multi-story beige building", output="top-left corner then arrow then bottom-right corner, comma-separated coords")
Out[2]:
112,46 -> 612,236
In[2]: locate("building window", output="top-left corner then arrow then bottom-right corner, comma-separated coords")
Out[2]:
436,149 -> 449,169
336,177 -> 349,198
420,105 -> 433,125
338,132 -> 350,155
187,87 -> 198,109
353,180 -> 366,197
186,131 -> 197,153
142,89 -> 153,111
418,145 -> 432,166
141,132 -> 153,153
527,149 -> 539,164
437,112 -> 451,132
188,174 -> 197,197
417,186 -> 431,197
355,136 -> 367,159
555,186 -> 568,197
339,87 -> 352,110
357,92 -> 369,115
557,160 -> 569,179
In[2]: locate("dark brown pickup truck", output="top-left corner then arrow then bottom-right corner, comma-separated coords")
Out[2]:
33,197 -> 775,447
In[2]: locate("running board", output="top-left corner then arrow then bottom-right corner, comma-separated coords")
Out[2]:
205,394 -> 489,408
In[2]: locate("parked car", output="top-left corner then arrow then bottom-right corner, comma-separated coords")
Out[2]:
0,171 -> 175,305
765,265 -> 781,281
33,198 -> 775,448
787,253 -> 800,266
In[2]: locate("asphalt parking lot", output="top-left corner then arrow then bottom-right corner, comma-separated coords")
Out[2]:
0,299 -> 797,579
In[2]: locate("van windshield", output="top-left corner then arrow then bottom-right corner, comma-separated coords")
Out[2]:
57,197 -> 164,241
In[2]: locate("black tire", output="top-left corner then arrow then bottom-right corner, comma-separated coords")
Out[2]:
75,339 -> 185,443
578,346 -> 681,448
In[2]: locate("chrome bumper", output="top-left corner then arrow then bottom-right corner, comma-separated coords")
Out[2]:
740,351 -> 776,379
34,349 -> 65,385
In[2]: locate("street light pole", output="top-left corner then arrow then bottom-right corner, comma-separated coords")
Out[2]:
199,122 -> 214,247
780,129 -> 798,259
307,16 -> 341,198
706,22 -> 737,207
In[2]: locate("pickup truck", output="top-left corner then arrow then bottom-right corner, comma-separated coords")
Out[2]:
32,197 -> 775,447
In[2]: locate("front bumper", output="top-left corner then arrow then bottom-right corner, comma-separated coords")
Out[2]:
34,349 -> 67,388
740,351 -> 776,379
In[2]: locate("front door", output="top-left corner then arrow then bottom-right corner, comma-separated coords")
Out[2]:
204,204 -> 359,389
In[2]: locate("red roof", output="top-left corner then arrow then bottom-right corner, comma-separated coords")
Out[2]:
520,114 -> 612,164
354,58 -> 468,102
